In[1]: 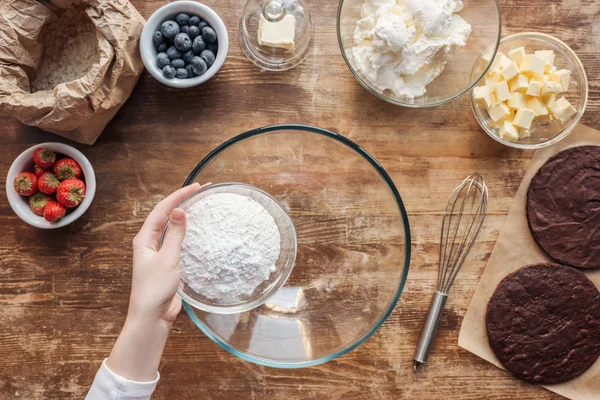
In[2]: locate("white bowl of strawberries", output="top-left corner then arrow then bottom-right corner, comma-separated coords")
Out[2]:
6,143 -> 96,229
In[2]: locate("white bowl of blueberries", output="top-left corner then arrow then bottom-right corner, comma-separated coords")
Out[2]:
140,1 -> 228,88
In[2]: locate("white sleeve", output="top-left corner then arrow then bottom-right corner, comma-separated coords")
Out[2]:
85,359 -> 160,400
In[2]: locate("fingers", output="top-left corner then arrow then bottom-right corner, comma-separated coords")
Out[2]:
159,209 -> 187,263
134,183 -> 201,251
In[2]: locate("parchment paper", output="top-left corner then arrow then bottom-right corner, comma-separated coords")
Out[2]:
458,124 -> 600,400
0,0 -> 145,145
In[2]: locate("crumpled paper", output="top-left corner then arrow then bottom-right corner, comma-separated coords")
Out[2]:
0,0 -> 145,145
459,124 -> 600,400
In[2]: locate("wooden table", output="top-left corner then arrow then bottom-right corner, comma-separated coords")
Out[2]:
1,0 -> 598,398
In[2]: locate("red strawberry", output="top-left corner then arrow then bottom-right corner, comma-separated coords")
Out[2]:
29,193 -> 51,216
43,201 -> 66,222
56,179 -> 86,208
33,164 -> 49,178
33,148 -> 56,169
38,172 -> 60,195
13,172 -> 38,196
53,158 -> 82,181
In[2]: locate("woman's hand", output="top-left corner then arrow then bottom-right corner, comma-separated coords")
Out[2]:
107,183 -> 201,381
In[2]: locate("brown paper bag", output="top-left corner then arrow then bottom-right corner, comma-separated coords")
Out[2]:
0,0 -> 145,145
459,124 -> 600,400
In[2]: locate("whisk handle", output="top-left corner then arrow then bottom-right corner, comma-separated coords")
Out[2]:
413,291 -> 448,371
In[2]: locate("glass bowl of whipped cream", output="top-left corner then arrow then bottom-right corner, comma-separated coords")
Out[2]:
161,182 -> 297,314
338,0 -> 501,107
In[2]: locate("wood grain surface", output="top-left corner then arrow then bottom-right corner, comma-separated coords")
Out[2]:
1,0 -> 599,399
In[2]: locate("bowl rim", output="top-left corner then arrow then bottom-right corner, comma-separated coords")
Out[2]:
139,0 -> 229,89
471,32 -> 589,150
181,124 -> 412,368
5,142 -> 96,229
336,0 -> 502,108
161,182 -> 298,314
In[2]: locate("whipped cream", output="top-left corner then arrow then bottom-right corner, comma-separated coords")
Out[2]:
352,0 -> 471,103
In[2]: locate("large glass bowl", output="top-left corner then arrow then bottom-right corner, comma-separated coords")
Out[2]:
183,125 -> 411,367
337,0 -> 502,107
471,32 -> 588,149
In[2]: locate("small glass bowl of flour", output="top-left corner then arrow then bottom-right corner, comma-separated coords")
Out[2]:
161,183 -> 297,314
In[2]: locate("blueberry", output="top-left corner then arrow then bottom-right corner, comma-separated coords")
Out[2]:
180,25 -> 190,35
156,52 -> 170,68
171,58 -> 185,69
201,26 -> 217,43
174,33 -> 192,51
175,13 -> 191,26
182,50 -> 195,64
175,68 -> 189,79
161,20 -> 180,40
185,64 -> 197,78
192,35 -> 207,54
190,56 -> 207,75
189,15 -> 201,26
162,65 -> 176,79
166,46 -> 182,60
156,42 -> 168,53
188,25 -> 200,39
200,49 -> 215,68
198,21 -> 208,30
207,43 -> 218,55
153,31 -> 165,47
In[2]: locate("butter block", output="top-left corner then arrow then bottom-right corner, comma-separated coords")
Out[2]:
543,93 -> 557,109
509,75 -> 529,92
508,47 -> 526,65
473,86 -> 492,108
485,72 -> 503,92
489,53 -> 504,74
258,14 -> 296,52
550,69 -> 571,91
534,50 -> 555,72
488,102 -> 511,122
549,97 -> 577,123
513,108 -> 536,130
499,120 -> 519,142
527,96 -> 549,117
520,54 -> 546,76
501,61 -> 520,80
500,53 -> 513,69
494,80 -> 510,101
542,81 -> 563,95
526,80 -> 543,97
507,92 -> 527,109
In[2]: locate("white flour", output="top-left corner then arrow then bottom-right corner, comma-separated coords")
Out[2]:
180,193 -> 281,302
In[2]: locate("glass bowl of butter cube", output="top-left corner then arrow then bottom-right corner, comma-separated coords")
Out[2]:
239,0 -> 313,71
471,32 -> 588,149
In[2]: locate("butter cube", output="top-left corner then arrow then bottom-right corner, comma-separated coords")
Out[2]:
485,72 -> 503,92
527,96 -> 549,117
494,81 -> 510,101
508,47 -> 526,65
500,53 -> 513,69
549,97 -> 577,123
520,54 -> 546,76
513,108 -> 536,130
499,120 -> 519,142
489,53 -> 504,74
542,81 -> 563,95
473,86 -> 492,108
488,102 -> 511,122
526,80 -> 543,97
507,92 -> 527,109
482,49 -> 495,63
543,93 -> 557,109
258,14 -> 296,52
550,69 -> 571,91
501,61 -> 520,80
509,75 -> 529,92
534,50 -> 555,72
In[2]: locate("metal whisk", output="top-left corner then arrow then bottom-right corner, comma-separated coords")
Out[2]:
413,173 -> 488,371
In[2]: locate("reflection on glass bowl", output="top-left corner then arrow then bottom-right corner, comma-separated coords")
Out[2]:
183,125 -> 411,368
